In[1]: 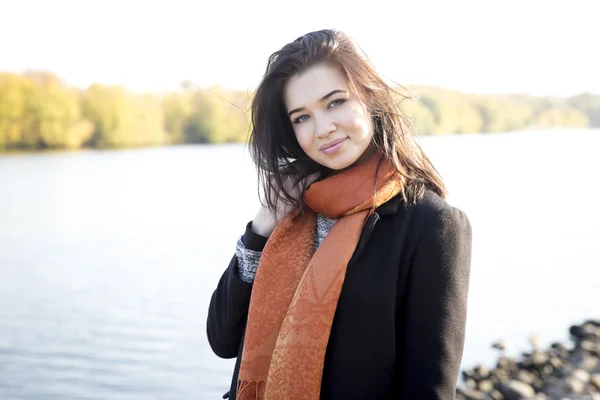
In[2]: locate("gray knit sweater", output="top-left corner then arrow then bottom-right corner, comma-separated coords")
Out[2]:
236,214 -> 338,283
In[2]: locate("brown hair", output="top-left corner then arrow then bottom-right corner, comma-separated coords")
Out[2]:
249,29 -> 447,212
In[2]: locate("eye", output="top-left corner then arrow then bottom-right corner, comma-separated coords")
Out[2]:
329,98 -> 346,109
293,114 -> 310,124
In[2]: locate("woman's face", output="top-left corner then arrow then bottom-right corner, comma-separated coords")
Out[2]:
283,63 -> 375,173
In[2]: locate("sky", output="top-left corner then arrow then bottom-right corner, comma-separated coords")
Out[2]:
2,0 -> 598,97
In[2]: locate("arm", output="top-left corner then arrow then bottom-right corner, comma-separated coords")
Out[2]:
397,206 -> 472,399
206,221 -> 268,358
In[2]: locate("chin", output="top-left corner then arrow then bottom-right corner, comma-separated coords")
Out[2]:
319,154 -> 358,171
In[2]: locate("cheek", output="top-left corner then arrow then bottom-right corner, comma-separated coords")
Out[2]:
293,125 -> 314,152
345,109 -> 371,138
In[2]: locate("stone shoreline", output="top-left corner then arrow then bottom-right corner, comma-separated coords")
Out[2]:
457,320 -> 600,400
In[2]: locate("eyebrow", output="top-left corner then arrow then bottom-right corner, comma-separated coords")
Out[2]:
287,89 -> 348,118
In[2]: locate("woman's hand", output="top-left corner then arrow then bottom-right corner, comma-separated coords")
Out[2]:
251,172 -> 320,237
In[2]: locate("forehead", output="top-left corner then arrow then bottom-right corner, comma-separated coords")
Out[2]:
283,63 -> 350,110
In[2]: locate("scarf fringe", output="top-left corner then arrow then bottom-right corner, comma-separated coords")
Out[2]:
237,379 -> 266,400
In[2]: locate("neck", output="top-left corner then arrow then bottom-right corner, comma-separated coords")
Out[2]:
323,146 -> 377,179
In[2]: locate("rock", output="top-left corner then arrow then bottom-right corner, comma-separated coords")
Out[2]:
528,394 -> 548,400
492,340 -> 508,352
532,351 -> 550,366
551,357 -> 565,369
570,350 -> 599,371
590,373 -> 600,389
581,339 -> 600,354
566,375 -> 586,394
518,355 -> 530,366
531,377 -> 545,392
516,370 -> 536,385
552,342 -> 567,351
573,368 -> 591,383
476,364 -> 491,379
571,324 -> 592,340
498,380 -> 535,400
461,388 -> 492,400
582,322 -> 600,338
529,335 -> 542,349
551,343 -> 571,359
464,378 -> 477,389
462,320 -> 600,400
491,369 -> 511,385
556,364 -> 576,378
565,394 -> 600,400
542,376 -> 593,399
463,368 -> 476,380
455,387 -> 467,400
497,357 -> 518,373
542,364 -> 554,377
542,380 -> 569,399
489,389 -> 504,400
584,320 -> 600,328
478,379 -> 494,393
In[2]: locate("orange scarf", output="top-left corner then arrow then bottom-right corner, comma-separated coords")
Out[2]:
237,152 -> 403,400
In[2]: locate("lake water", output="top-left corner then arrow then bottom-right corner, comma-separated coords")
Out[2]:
0,129 -> 598,399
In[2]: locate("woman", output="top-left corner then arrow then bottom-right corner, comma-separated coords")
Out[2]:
207,29 -> 472,400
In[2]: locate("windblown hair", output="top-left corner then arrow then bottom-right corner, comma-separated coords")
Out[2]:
249,29 -> 447,213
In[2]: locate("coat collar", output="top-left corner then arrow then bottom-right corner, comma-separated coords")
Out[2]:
374,191 -> 406,216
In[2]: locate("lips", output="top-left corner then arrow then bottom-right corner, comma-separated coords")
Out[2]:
320,137 -> 347,151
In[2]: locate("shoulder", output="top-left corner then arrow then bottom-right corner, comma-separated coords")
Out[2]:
381,189 -> 471,244
411,189 -> 467,220
377,188 -> 472,243
409,189 -> 472,249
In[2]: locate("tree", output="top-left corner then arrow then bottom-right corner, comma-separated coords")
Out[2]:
162,91 -> 192,144
0,73 -> 39,149
536,107 -> 589,127
32,74 -> 93,149
568,93 -> 600,127
183,87 -> 251,144
81,85 -> 166,148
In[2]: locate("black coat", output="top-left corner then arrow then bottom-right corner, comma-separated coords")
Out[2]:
207,189 -> 472,399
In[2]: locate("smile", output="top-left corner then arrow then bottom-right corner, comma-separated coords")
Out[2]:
320,138 -> 347,155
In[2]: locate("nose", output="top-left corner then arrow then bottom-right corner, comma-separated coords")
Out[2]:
314,113 -> 336,139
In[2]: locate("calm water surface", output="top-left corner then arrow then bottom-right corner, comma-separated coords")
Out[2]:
0,129 -> 598,399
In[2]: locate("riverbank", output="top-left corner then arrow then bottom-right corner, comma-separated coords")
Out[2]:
457,320 -> 600,400
1,134 -> 598,399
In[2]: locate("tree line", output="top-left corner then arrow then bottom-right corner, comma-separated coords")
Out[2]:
1,71 -> 598,151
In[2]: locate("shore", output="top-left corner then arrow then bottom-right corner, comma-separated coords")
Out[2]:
457,320 -> 600,400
